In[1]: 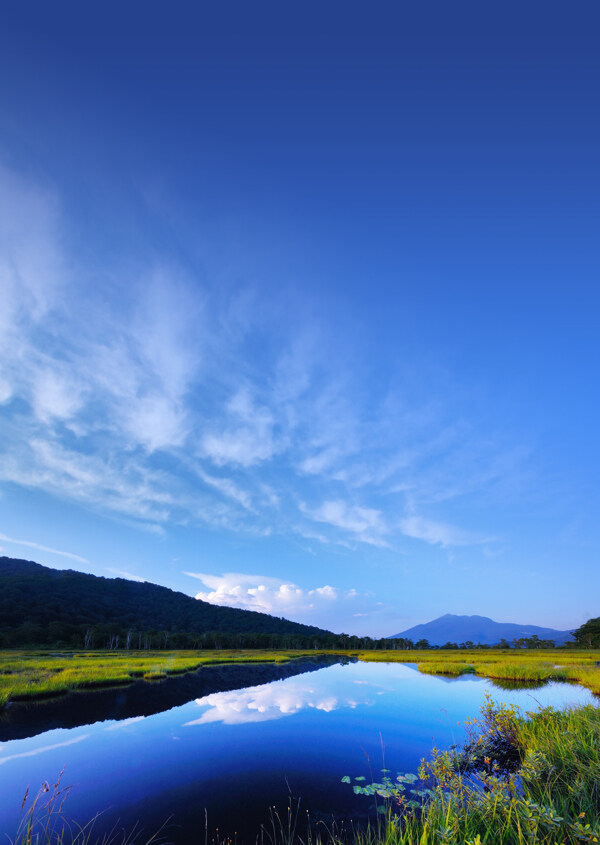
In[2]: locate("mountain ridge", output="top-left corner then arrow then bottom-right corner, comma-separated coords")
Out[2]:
0,556 -> 335,647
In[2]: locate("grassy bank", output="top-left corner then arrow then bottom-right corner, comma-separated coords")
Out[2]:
0,649 -> 313,706
355,650 -> 600,695
2,648 -> 600,708
334,699 -> 600,845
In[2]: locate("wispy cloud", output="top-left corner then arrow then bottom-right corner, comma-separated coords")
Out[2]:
0,162 -> 528,562
105,717 -> 145,730
0,532 -> 89,564
300,500 -> 389,548
399,514 -> 492,548
0,734 -> 89,766
201,389 -> 280,468
105,568 -> 148,582
195,468 -> 255,512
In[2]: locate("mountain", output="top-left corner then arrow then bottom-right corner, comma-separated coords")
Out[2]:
0,556 -> 334,648
389,613 -> 575,646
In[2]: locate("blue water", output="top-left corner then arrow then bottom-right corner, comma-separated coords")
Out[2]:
0,661 -> 596,843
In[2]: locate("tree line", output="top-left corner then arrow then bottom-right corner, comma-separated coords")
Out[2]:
1,622 -> 594,651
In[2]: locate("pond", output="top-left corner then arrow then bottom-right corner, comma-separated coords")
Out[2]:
0,659 -> 596,844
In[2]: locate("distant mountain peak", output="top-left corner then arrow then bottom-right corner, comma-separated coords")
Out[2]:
389,612 -> 574,646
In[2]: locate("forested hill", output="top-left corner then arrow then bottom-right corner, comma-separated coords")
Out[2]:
0,556 -> 334,648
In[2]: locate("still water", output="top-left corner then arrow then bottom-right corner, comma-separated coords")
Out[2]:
0,660 -> 596,843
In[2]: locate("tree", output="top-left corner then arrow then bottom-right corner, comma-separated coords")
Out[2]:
573,617 -> 600,649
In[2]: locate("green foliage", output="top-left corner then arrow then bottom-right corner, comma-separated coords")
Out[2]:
574,618 -> 600,649
0,557 -> 407,653
0,649 -> 305,704
0,557 -> 334,649
340,698 -> 600,844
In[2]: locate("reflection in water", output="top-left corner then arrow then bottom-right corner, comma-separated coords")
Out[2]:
489,678 -> 548,692
185,676 -> 372,725
0,661 -> 596,845
0,655 -> 347,743
104,716 -> 145,731
0,733 -> 89,766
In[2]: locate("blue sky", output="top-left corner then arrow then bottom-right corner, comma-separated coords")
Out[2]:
0,2 -> 598,636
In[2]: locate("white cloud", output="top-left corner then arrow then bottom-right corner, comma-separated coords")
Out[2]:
0,436 -> 177,527
0,162 -> 527,564
299,448 -> 339,475
31,368 -> 85,423
105,717 -> 145,731
105,567 -> 148,582
399,514 -> 491,548
183,571 -> 367,627
300,500 -> 389,547
0,166 -> 62,335
184,684 -> 341,726
195,468 -> 255,511
0,532 -> 90,564
121,393 -> 187,452
0,734 -> 89,766
184,675 -> 372,726
201,389 -> 279,467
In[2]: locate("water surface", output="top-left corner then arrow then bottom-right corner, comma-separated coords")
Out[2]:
0,661 -> 596,843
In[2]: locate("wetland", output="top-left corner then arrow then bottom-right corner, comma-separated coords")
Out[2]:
1,651 -> 598,844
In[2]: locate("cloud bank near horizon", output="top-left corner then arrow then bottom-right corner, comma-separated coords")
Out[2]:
184,571 -> 378,630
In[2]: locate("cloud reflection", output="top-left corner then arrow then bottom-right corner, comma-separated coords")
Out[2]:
184,676 -> 375,726
0,734 -> 89,766
104,717 -> 145,731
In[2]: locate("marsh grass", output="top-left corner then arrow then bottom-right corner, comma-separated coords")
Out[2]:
10,771 -> 169,845
417,663 -> 475,676
473,662 -> 560,683
0,650 -> 310,706
2,648 -> 600,708
246,695 -> 600,845
355,650 -> 600,695
333,698 -> 600,845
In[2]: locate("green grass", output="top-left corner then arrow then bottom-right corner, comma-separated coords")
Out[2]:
356,650 -> 600,694
330,698 -> 600,845
2,648 -> 600,707
3,649 -> 600,844
0,649 -> 315,706
417,662 -> 475,676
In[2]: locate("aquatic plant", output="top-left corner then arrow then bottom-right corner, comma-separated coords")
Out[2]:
341,697 -> 600,844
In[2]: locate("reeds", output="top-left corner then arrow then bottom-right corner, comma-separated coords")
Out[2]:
9,770 -> 168,845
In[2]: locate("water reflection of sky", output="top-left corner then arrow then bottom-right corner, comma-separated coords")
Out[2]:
0,662 -> 597,844
184,672 -> 379,725
180,661 -> 597,729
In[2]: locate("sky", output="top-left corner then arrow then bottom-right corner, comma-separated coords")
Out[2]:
0,1 -> 598,637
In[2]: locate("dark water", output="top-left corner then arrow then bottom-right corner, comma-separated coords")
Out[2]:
0,660 -> 596,844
